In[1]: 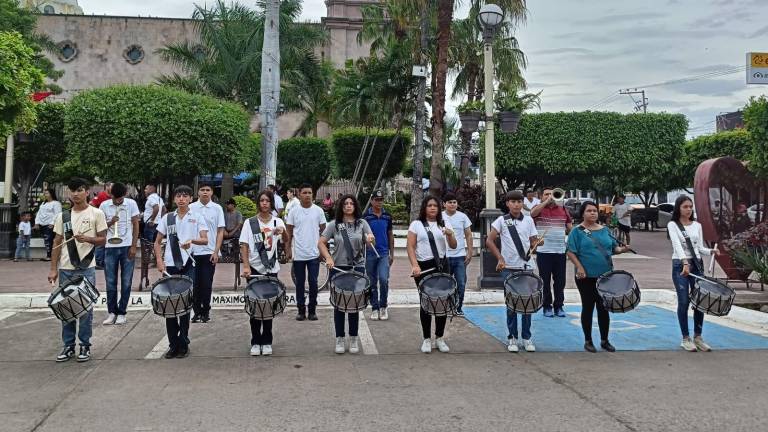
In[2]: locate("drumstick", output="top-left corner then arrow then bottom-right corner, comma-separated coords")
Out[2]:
709,243 -> 718,276
524,230 -> 548,261
51,227 -> 93,250
411,267 -> 437,278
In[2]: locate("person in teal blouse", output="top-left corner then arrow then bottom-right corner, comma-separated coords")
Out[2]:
566,201 -> 632,353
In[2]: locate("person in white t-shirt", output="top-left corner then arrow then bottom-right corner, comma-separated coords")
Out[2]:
612,194 -> 632,245
142,184 -> 165,243
285,183 -> 327,321
34,188 -> 62,260
14,211 -> 33,261
48,178 -> 108,363
268,184 -> 284,217
442,192 -> 473,315
407,196 -> 457,354
523,189 -> 541,216
240,189 -> 288,357
189,183 -> 226,323
284,188 -> 300,217
154,185 -> 208,360
98,182 -> 141,325
486,190 -> 539,354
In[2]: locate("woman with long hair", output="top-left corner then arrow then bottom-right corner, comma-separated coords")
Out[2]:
407,196 -> 457,354
667,195 -> 719,352
34,188 -> 62,261
318,194 -> 374,354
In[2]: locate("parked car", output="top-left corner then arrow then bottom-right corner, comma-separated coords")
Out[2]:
657,203 -> 674,214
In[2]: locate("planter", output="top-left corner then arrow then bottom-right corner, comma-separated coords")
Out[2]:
459,111 -> 482,133
498,111 -> 521,133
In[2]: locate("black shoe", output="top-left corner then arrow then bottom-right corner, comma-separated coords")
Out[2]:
56,346 -> 75,362
296,312 -> 306,321
191,314 -> 202,323
308,313 -> 318,321
176,347 -> 189,358
77,346 -> 91,362
601,340 -> 616,352
584,341 -> 597,353
201,314 -> 210,323
164,348 -> 179,359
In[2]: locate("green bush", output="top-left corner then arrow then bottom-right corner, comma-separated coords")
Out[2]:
744,96 -> 768,180
277,137 -> 331,191
383,202 -> 408,225
680,129 -> 752,182
233,195 -> 257,219
330,128 -> 411,181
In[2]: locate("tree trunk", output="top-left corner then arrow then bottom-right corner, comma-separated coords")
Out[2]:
459,70 -> 478,181
410,1 -> 430,220
220,174 -> 233,202
259,0 -> 281,191
428,0 -> 453,198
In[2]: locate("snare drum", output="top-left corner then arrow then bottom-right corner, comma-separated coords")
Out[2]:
504,271 -> 544,314
329,271 -> 371,313
690,276 -> 735,317
596,270 -> 640,313
150,275 -> 194,317
418,273 -> 457,317
47,276 -> 100,323
244,276 -> 287,320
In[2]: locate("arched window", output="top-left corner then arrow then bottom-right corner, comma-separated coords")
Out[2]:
43,5 -> 55,14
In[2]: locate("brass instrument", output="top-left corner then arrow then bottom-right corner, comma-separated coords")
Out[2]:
108,204 -> 128,245
552,188 -> 566,205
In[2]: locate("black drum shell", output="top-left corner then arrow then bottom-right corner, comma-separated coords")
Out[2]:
47,276 -> 100,323
503,271 -> 544,314
244,276 -> 287,320
596,270 -> 641,313
418,273 -> 457,317
329,271 -> 371,313
690,277 -> 735,317
150,275 -> 194,318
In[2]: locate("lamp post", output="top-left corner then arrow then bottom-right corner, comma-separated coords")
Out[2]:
477,4 -> 504,289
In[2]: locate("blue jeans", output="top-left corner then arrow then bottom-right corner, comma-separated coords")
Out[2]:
59,268 -> 96,348
293,258 -> 320,312
104,246 -> 135,315
502,269 -> 532,340
165,262 -> 195,350
41,225 -> 54,258
672,259 -> 704,338
143,224 -> 157,243
447,256 -> 467,310
15,235 -> 30,259
366,254 -> 390,310
95,245 -> 105,268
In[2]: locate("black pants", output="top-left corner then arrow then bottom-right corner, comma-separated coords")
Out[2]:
193,254 -> 215,316
576,277 -> 610,342
293,259 -> 319,314
249,268 -> 276,345
165,262 -> 194,350
41,225 -> 54,258
415,260 -> 447,339
537,253 -> 567,310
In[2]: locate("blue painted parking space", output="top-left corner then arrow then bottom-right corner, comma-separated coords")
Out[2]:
463,305 -> 768,352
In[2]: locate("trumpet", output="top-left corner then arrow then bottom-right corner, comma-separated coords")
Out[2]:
108,205 -> 128,245
551,188 -> 566,206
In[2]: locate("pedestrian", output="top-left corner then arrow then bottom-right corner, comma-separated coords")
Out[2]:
223,198 -> 244,240
14,211 -> 33,262
531,187 -> 573,318
267,184 -> 284,217
284,188 -> 300,216
319,194 -> 375,354
90,181 -> 112,269
142,184 -> 164,243
34,188 -> 62,261
364,190 -> 394,321
486,191 -> 538,353
407,195 -> 457,354
612,194 -> 632,244
523,189 -> 541,216
99,182 -> 140,325
285,183 -> 326,321
189,182 -> 226,323
48,178 -> 108,363
566,201 -> 632,353
667,195 -> 720,352
442,192 -> 473,315
322,193 -> 334,211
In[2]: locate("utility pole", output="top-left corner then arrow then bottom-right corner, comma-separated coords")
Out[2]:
410,0 -> 430,220
619,88 -> 648,113
259,0 -> 281,190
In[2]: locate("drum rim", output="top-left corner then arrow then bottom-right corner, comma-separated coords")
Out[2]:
245,275 -> 287,292
692,277 -> 736,296
329,271 -> 371,291
418,272 -> 457,294
503,271 -> 544,294
596,270 -> 638,292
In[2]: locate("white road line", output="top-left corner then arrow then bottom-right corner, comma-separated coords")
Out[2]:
0,315 -> 55,329
0,311 -> 16,321
357,313 -> 378,355
145,336 -> 169,359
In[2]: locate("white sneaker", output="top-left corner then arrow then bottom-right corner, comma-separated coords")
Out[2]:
250,345 -> 261,356
102,313 -> 116,325
370,310 -> 380,320
420,338 -> 432,353
694,337 -> 712,352
380,308 -> 389,320
335,337 -> 346,354
523,339 -> 536,352
508,338 -> 519,353
349,337 -> 359,354
115,315 -> 127,325
681,337 -> 697,352
435,338 -> 450,353
261,345 -> 273,356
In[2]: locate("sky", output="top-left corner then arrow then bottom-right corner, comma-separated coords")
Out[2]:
76,0 -> 768,137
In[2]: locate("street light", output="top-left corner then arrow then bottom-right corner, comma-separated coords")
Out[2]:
478,4 -> 505,289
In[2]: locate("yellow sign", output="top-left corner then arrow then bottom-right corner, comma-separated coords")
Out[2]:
751,53 -> 768,67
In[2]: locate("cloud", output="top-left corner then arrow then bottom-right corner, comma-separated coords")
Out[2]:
573,12 -> 664,26
670,79 -> 746,98
530,47 -> 595,55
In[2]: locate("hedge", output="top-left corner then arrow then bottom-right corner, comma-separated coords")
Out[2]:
277,137 -> 332,191
330,127 -> 411,181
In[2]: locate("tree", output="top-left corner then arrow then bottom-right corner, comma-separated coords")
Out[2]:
0,31 -> 44,139
276,137 -> 331,192
65,85 -> 250,184
330,128 -> 411,181
674,129 -> 753,190
744,96 -> 768,180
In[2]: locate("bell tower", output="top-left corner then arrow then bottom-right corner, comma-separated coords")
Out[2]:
321,0 -> 376,67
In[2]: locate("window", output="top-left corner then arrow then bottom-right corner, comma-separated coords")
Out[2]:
43,5 -> 55,14
56,40 -> 78,62
123,45 -> 145,65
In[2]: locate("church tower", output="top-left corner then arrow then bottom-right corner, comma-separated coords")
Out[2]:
23,0 -> 84,15
321,0 -> 377,67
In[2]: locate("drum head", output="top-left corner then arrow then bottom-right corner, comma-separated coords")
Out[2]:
152,276 -> 193,296
504,272 -> 543,296
696,277 -> 734,296
597,271 -> 635,295
246,277 -> 283,299
420,273 -> 456,297
331,272 -> 369,293
48,276 -> 88,305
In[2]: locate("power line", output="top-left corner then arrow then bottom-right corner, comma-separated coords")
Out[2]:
622,65 -> 746,90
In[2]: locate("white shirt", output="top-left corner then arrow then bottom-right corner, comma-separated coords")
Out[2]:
667,221 -> 713,261
156,210 -> 208,267
99,198 -> 141,248
53,206 -> 108,270
18,221 -> 32,236
36,200 -> 62,226
143,193 -> 164,224
523,197 -> 541,216
443,210 -> 472,258
408,220 -> 453,262
491,214 -> 538,270
285,203 -> 326,261
613,203 -> 631,226
285,197 -> 300,216
190,200 -> 226,256
239,215 -> 285,274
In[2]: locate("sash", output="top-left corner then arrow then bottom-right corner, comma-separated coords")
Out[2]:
577,226 -> 613,271
249,217 -> 277,269
674,221 -> 703,274
503,214 -> 530,264
62,210 -> 94,270
337,222 -> 359,266
166,213 -> 184,269
422,221 -> 446,272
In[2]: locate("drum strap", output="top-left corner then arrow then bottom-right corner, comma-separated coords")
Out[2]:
337,223 -> 360,266
577,226 -> 613,271
422,221 -> 446,272
674,221 -> 703,273
62,210 -> 94,270
503,214 -> 530,264
248,217 -> 277,269
166,213 -> 184,269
